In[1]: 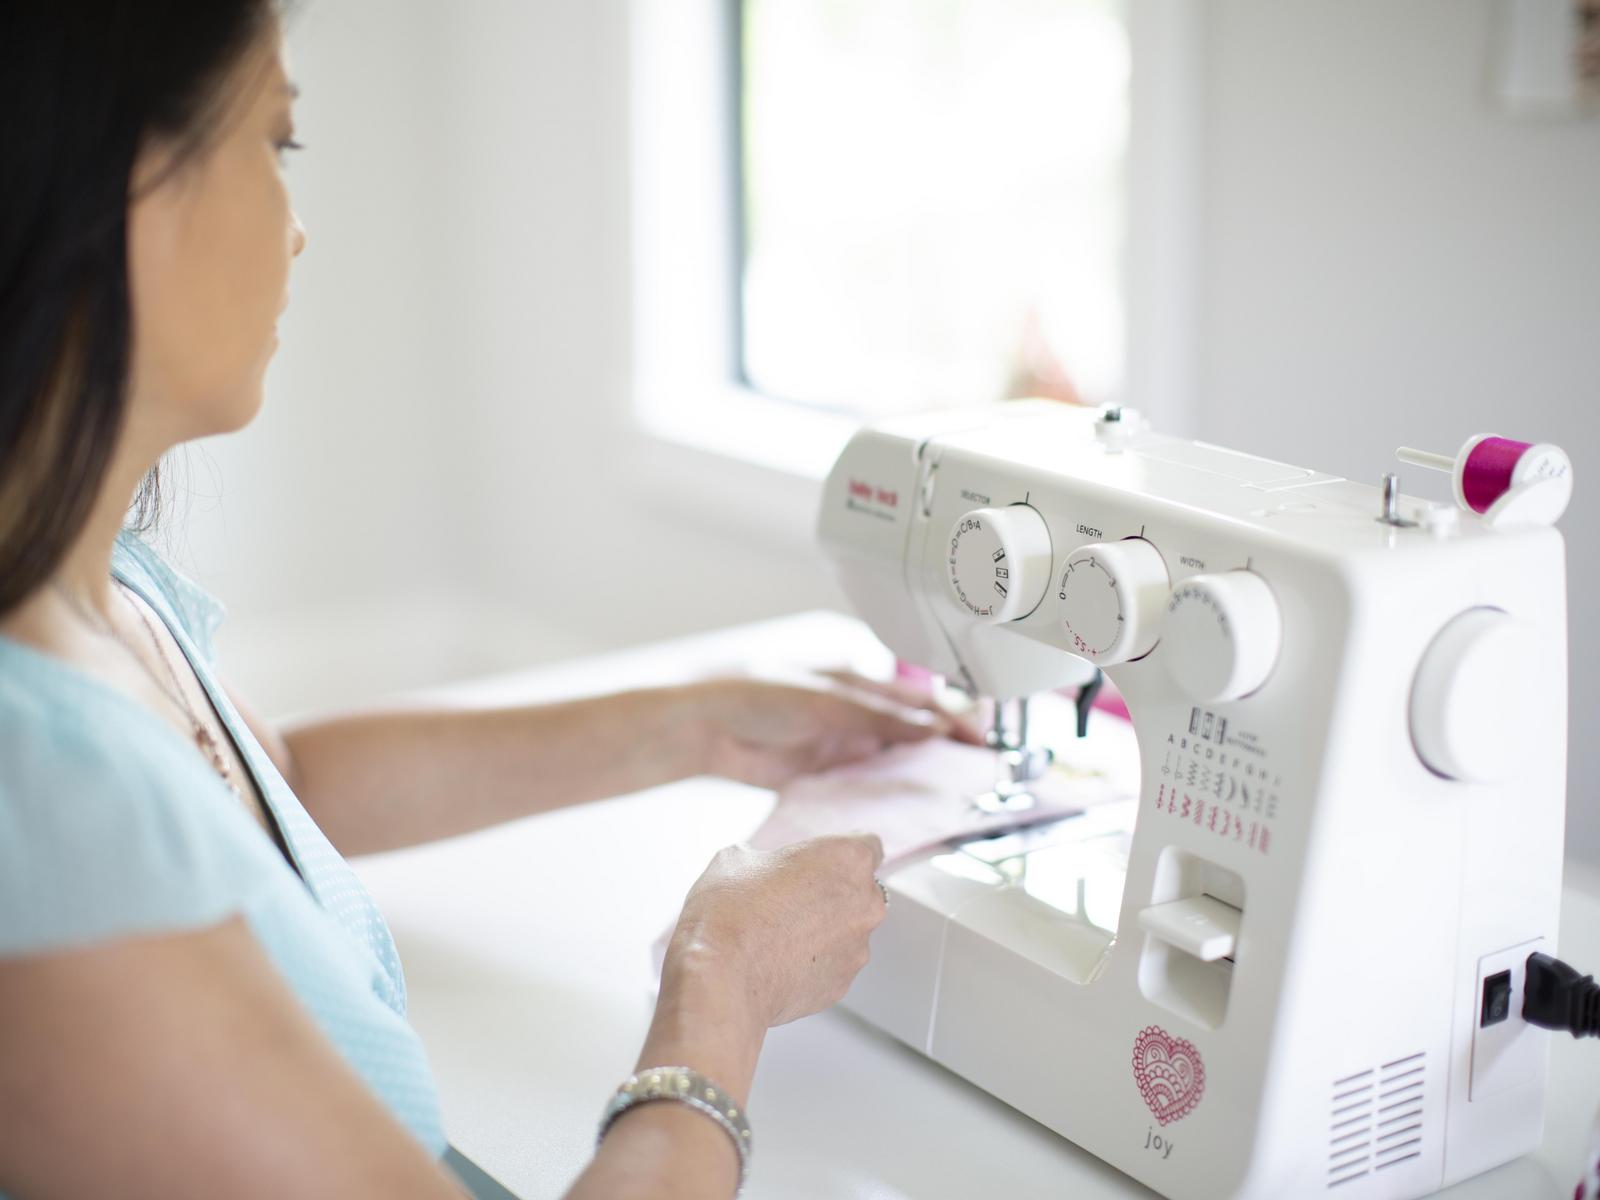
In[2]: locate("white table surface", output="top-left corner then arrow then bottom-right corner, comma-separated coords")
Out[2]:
351,611 -> 1600,1200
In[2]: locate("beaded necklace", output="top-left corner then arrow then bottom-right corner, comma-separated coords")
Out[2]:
52,580 -> 243,799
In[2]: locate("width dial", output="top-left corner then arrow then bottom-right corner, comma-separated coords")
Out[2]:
1163,570 -> 1283,702
1056,538 -> 1170,664
947,505 -> 1053,623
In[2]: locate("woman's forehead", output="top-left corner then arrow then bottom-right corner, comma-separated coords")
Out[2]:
231,28 -> 293,112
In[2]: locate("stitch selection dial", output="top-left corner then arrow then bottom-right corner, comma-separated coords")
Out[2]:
947,505 -> 1053,623
1056,538 -> 1170,664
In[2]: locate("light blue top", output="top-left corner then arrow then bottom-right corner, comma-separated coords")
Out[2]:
0,531 -> 447,1166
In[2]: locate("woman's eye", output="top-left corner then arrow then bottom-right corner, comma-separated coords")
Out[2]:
275,138 -> 305,164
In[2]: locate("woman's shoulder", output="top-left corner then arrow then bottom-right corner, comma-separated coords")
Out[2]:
0,666 -> 446,1151
0,646 -> 283,959
111,529 -> 227,669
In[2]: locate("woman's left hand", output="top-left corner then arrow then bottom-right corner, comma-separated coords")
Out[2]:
689,669 -> 985,790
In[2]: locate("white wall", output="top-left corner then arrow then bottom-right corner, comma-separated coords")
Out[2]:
170,0 -> 646,714
417,0 -> 850,656
172,0 -> 1599,856
1192,1 -> 1600,858
177,0 -> 454,609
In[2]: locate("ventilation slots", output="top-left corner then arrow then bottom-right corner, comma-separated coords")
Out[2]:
1327,1051 -> 1426,1189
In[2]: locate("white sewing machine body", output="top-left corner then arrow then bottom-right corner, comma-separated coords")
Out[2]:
816,401 -> 1568,1198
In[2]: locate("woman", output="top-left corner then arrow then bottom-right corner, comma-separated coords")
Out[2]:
0,5 -> 977,1196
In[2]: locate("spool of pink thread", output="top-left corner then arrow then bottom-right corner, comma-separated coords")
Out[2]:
1459,435 -> 1532,513
1397,434 -> 1571,521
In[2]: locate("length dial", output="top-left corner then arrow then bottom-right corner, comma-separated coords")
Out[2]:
947,505 -> 1053,623
1056,539 -> 1170,664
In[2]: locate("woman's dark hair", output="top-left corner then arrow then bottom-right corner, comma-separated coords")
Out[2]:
0,1 -> 281,613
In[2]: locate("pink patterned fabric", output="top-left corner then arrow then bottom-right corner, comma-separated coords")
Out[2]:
747,737 -> 1125,872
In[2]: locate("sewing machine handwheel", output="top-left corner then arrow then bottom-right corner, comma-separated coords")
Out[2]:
1162,570 -> 1283,702
1410,607 -> 1538,782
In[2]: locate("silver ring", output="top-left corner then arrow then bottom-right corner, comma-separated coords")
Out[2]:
875,877 -> 891,907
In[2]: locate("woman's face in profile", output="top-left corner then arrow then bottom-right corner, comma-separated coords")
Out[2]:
126,24 -> 307,444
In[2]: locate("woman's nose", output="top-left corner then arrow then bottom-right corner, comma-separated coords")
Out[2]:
290,209 -> 307,258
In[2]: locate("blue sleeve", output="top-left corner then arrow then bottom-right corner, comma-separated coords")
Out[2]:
0,695 -> 280,958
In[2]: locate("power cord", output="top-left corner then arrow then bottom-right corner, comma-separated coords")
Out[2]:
1524,952 -> 1600,1039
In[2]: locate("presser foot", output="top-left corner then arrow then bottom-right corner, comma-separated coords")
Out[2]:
971,744 -> 1051,813
971,786 -> 1039,814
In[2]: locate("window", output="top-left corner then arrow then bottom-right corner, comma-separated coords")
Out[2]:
738,0 -> 1130,414
628,0 -> 1194,494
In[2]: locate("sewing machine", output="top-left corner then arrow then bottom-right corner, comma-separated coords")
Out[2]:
816,400 -> 1570,1199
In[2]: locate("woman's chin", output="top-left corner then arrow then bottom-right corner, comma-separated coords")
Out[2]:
219,339 -> 280,430
210,383 -> 269,435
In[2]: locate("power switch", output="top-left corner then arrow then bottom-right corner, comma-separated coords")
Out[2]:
1481,970 -> 1512,1027
1469,938 -> 1546,1102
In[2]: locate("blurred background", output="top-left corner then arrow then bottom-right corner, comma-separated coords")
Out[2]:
154,0 -> 1600,856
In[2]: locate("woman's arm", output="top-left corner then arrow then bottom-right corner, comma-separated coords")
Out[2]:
262,685 -> 709,856
233,674 -> 973,858
565,833 -> 886,1199
564,948 -> 765,1199
0,833 -> 883,1200
0,918 -> 464,1200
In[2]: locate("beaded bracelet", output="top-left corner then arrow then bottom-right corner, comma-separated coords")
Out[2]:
597,1065 -> 752,1194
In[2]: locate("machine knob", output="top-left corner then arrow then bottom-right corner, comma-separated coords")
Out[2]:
1410,608 -> 1537,782
1163,571 -> 1282,702
947,505 -> 1053,623
1056,538 -> 1170,664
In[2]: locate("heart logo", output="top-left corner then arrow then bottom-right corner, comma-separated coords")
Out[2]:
1132,1025 -> 1206,1125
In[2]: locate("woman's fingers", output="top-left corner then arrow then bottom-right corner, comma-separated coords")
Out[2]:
866,703 -> 947,745
696,669 -> 989,790
816,669 -> 986,746
816,667 -> 939,711
813,688 -> 941,745
862,832 -> 886,871
832,830 -> 885,872
672,834 -> 889,1029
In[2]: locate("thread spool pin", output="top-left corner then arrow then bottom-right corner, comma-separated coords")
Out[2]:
1396,434 -> 1571,526
1378,473 -> 1409,526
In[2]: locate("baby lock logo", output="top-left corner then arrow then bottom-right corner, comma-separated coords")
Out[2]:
845,478 -> 900,522
1133,1025 -> 1206,1150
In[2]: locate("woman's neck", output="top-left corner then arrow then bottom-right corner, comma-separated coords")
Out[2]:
60,458 -> 153,605
1,443 -> 162,647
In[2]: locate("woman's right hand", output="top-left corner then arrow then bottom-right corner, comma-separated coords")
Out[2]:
571,835 -> 889,1199
573,835 -> 887,1199
666,833 -> 888,1029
